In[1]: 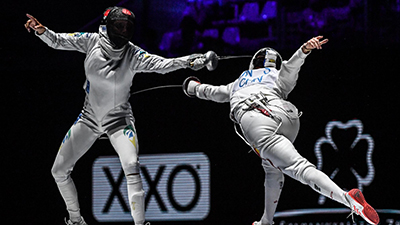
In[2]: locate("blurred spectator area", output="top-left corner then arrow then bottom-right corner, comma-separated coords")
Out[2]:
159,0 -> 280,56
283,0 -> 368,49
157,0 -> 400,56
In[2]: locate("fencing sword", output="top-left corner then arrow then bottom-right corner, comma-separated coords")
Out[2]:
202,50 -> 252,71
131,51 -> 251,95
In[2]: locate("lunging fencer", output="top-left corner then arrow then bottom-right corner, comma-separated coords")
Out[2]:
24,6 -> 208,225
183,36 -> 379,225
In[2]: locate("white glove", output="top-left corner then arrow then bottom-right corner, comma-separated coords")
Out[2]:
188,54 -> 206,71
183,76 -> 201,97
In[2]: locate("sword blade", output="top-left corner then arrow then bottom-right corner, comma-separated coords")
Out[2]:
217,55 -> 252,60
131,84 -> 182,95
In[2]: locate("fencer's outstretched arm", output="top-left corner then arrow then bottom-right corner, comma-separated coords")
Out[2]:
25,14 -> 96,53
24,14 -> 46,35
183,76 -> 233,103
132,52 -> 207,74
278,35 -> 328,98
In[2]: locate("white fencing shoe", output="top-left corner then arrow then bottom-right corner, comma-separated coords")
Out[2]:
65,216 -> 87,225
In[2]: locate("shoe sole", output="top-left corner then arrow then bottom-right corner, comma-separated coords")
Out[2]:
347,189 -> 379,225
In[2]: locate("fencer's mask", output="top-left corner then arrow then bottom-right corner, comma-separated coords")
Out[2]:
249,47 -> 282,70
101,7 -> 135,49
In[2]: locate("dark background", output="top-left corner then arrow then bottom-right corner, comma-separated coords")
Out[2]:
2,0 -> 400,224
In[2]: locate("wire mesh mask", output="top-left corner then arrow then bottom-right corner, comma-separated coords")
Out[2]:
101,7 -> 135,49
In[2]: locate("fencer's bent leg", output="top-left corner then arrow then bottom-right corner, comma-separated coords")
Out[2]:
260,161 -> 284,225
51,122 -> 98,222
109,124 -> 145,225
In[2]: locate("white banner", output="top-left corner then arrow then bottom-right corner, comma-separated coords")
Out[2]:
92,152 -> 210,222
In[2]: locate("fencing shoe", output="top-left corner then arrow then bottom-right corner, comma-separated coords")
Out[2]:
252,221 -> 261,225
65,216 -> 87,225
345,189 -> 379,225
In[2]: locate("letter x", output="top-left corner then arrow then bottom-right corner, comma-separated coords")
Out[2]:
141,165 -> 167,211
102,167 -> 130,213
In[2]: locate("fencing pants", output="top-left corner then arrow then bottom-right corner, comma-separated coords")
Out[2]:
51,105 -> 145,224
239,102 -> 350,225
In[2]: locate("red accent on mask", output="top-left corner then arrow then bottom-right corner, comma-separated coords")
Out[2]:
122,9 -> 131,15
104,9 -> 111,17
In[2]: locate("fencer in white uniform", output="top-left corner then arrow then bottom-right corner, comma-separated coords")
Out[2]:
25,7 -> 207,225
183,36 -> 379,225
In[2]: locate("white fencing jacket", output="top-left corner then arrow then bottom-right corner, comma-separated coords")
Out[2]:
193,47 -> 310,122
37,25 -> 191,121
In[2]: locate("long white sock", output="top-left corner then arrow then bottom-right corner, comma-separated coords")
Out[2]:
57,177 -> 82,222
261,168 -> 284,225
126,174 -> 145,225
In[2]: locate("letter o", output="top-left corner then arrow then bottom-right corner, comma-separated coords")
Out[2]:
167,165 -> 201,211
